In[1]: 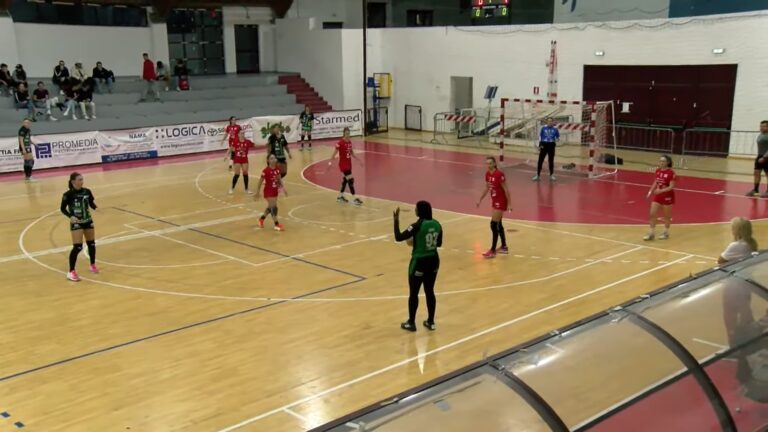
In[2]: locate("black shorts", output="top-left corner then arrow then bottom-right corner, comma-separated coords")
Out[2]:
276,157 -> 287,164
23,159 -> 34,168
755,156 -> 767,171
409,255 -> 440,277
71,220 -> 94,231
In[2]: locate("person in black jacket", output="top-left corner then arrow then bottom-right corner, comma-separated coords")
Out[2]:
92,61 -> 115,94
52,60 -> 70,92
75,78 -> 96,120
12,64 -> 28,88
14,83 -> 35,119
174,59 -> 189,91
0,63 -> 15,96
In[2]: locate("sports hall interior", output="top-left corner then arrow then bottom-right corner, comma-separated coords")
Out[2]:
1,1 -> 767,431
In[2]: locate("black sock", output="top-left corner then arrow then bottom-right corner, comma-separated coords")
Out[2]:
755,183 -> 760,192
408,275 -> 422,325
86,240 -> 96,264
23,165 -> 32,178
300,136 -> 304,148
424,272 -> 437,323
243,175 -> 249,190
348,178 -> 356,195
69,243 -> 83,271
498,221 -> 507,248
340,178 -> 348,193
261,208 -> 270,219
308,135 -> 312,147
231,174 -> 240,189
272,206 -> 279,223
490,221 -> 499,251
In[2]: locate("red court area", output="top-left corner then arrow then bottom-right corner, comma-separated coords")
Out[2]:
304,141 -> 768,225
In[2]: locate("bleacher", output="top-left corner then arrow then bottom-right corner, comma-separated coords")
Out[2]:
0,73 -> 305,137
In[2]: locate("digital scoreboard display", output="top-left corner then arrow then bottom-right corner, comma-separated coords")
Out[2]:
472,0 -> 510,18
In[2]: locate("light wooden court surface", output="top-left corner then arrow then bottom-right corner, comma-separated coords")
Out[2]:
0,131 -> 761,431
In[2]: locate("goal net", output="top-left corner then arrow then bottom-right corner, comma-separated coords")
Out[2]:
491,98 -> 617,178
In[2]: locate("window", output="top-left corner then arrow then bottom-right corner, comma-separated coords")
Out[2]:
9,0 -> 147,27
167,9 -> 224,76
407,10 -> 433,27
323,22 -> 343,29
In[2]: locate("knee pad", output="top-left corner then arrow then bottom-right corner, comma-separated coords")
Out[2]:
86,240 -> 95,247
72,243 -> 83,253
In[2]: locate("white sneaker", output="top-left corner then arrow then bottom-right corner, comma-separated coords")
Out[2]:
246,189 -> 253,195
658,232 -> 669,240
49,115 -> 58,121
643,233 -> 655,241
72,114 -> 78,120
228,188 -> 234,195
91,114 -> 97,119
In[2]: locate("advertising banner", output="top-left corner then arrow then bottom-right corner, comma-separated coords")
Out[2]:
154,121 -> 230,157
32,131 -> 101,170
248,115 -> 301,146
0,137 -> 23,173
312,110 -> 363,139
97,128 -> 157,163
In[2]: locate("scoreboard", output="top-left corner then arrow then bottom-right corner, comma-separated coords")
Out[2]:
472,0 -> 510,18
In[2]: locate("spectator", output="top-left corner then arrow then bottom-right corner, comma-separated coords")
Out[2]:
140,53 -> 160,102
72,62 -> 88,84
719,217 -> 759,264
92,61 -> 115,94
52,60 -> 70,92
14,83 -> 36,120
32,81 -> 61,121
0,63 -> 15,96
156,61 -> 171,92
60,78 -> 80,120
75,78 -> 96,120
12,64 -> 28,88
174,59 -> 190,91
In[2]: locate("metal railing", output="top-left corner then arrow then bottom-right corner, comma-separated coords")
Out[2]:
431,112 -> 456,144
682,128 -> 759,158
365,107 -> 388,134
614,124 -> 675,153
405,104 -> 422,131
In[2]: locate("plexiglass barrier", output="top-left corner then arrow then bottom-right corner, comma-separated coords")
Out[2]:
315,253 -> 768,432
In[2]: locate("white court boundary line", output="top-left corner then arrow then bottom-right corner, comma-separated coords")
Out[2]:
299,163 -> 717,261
288,202 -> 391,225
216,254 -> 692,432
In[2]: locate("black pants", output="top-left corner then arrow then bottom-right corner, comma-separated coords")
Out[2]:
537,142 -> 556,176
407,255 -> 439,324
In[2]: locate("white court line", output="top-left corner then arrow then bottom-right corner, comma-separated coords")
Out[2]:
288,202 -> 391,225
216,254 -> 693,432
692,338 -> 729,350
299,165 -> 717,261
0,174 -> 193,200
282,408 -> 309,423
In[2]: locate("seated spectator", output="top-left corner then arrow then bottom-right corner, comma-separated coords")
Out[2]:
12,64 -> 28,88
174,59 -> 190,91
156,61 -> 171,92
14,83 -> 35,120
0,63 -> 15,96
52,60 -> 70,92
719,217 -> 758,264
72,62 -> 88,84
92,61 -> 115,94
60,78 -> 80,120
75,78 -> 96,120
32,81 -> 61,121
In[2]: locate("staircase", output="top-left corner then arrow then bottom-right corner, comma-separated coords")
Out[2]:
278,75 -> 333,113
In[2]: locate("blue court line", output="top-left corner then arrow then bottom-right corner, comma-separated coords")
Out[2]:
0,276 -> 364,384
111,207 -> 365,280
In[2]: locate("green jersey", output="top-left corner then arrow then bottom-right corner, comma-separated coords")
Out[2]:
61,188 -> 97,223
399,219 -> 442,258
268,134 -> 288,159
18,126 -> 31,154
299,111 -> 314,131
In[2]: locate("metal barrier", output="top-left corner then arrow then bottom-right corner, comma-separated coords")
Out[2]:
365,107 -> 388,134
405,105 -> 422,131
682,129 -> 759,158
431,112 -> 480,144
614,124 -> 674,153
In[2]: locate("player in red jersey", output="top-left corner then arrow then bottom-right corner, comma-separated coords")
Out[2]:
255,154 -> 287,231
476,156 -> 511,258
328,127 -> 363,205
222,116 -> 241,171
644,154 -> 676,241
224,130 -> 255,195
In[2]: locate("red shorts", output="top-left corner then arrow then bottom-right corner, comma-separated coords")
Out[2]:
233,156 -> 248,165
264,188 -> 278,199
652,191 -> 675,206
492,198 -> 508,211
339,163 -> 352,173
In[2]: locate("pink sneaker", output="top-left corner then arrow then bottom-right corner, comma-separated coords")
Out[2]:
498,246 -> 509,255
67,270 -> 81,281
482,250 -> 496,259
89,264 -> 100,274
258,218 -> 265,229
274,224 -> 285,232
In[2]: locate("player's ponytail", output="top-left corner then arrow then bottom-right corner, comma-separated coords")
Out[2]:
732,217 -> 758,252
68,172 -> 80,190
661,154 -> 673,168
416,200 -> 433,220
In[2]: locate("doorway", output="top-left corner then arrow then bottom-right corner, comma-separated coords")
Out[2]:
450,76 -> 474,113
234,24 -> 260,74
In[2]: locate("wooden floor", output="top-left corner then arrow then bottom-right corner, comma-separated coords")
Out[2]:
0,131 -> 762,431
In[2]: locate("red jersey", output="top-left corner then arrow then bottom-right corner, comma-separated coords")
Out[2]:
652,168 -> 676,205
225,124 -> 242,143
261,166 -> 281,198
485,169 -> 508,210
231,139 -> 254,164
336,138 -> 352,171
